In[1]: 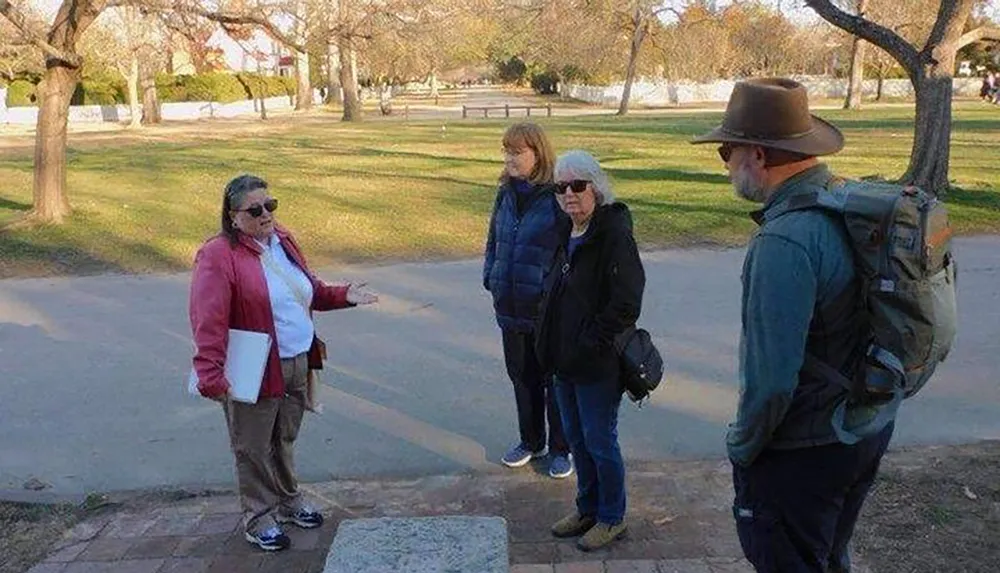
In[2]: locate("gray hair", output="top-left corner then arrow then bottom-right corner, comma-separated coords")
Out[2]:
554,150 -> 615,205
222,174 -> 268,243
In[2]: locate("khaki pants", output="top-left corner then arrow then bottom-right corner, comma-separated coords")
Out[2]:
223,353 -> 309,534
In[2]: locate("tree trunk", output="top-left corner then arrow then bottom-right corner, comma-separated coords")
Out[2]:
32,64 -> 77,223
876,72 -> 884,101
844,36 -> 867,109
140,65 -> 161,125
428,71 -> 439,98
902,66 -> 954,194
843,0 -> 869,110
252,60 -> 267,120
257,80 -> 268,120
338,37 -> 361,121
617,14 -> 646,116
126,55 -> 141,129
350,48 -> 358,91
325,41 -> 341,104
295,50 -> 312,110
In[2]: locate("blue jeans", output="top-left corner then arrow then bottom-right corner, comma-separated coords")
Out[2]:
553,377 -> 626,524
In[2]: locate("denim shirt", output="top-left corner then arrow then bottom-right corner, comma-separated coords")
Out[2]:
727,164 -> 889,467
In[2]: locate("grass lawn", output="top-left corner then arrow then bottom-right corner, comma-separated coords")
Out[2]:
0,101 -> 998,278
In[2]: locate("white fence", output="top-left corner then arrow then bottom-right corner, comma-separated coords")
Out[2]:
0,91 -> 318,126
562,77 -> 983,107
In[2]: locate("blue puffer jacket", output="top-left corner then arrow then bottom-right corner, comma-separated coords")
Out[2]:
483,180 -> 567,332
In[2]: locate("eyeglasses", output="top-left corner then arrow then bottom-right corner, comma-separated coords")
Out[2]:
555,180 -> 590,195
234,198 -> 278,218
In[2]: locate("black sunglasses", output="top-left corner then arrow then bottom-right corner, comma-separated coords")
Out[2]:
718,144 -> 737,163
555,180 -> 590,195
234,198 -> 278,218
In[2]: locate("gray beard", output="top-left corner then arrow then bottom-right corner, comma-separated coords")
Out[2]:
731,164 -> 768,203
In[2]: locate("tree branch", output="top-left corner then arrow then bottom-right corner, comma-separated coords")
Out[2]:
958,25 -> 1000,49
804,0 -> 919,72
188,8 -> 305,53
0,0 -> 81,65
134,2 -> 306,53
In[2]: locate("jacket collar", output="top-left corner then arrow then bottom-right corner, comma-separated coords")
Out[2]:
750,164 -> 831,226
235,224 -> 292,255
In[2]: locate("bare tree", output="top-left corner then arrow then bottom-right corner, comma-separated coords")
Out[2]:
0,12 -> 43,85
0,0 -> 304,225
0,0 -> 110,224
617,1 -> 678,116
805,0 -> 1000,193
86,7 -> 165,128
291,0 -> 312,110
338,32 -> 360,120
843,0 -> 870,109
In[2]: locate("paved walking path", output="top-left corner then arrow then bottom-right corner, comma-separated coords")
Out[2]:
2,237 -> 998,496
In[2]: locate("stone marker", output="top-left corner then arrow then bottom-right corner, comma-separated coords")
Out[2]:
324,516 -> 508,573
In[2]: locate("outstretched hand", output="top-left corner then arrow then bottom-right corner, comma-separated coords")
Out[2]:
346,282 -> 378,306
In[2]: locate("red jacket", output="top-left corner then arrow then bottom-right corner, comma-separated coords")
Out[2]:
189,226 -> 352,399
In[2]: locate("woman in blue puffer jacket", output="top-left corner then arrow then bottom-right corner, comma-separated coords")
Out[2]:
483,122 -> 572,479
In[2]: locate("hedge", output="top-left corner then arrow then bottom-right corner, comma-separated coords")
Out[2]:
235,73 -> 297,99
5,79 -> 36,107
156,73 -> 271,103
5,72 -> 298,108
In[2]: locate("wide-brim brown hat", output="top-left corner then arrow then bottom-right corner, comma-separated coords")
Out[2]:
692,77 -> 844,156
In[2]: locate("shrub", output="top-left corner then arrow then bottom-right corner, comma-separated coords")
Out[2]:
179,73 -> 246,103
235,73 -> 297,99
154,73 -> 248,103
6,79 -> 37,107
530,71 -> 559,95
155,74 -> 187,103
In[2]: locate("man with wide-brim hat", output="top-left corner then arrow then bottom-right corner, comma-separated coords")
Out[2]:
692,78 -> 896,573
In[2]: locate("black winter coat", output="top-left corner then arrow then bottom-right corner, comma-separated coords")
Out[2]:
535,203 -> 646,385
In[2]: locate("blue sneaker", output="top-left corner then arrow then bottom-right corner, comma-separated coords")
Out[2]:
278,507 -> 324,529
549,453 -> 574,479
501,443 -> 547,468
244,525 -> 290,552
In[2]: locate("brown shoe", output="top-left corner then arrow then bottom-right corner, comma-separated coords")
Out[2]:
550,511 -> 597,538
576,521 -> 627,551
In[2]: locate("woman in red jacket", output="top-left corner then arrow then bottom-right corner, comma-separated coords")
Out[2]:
189,174 -> 377,552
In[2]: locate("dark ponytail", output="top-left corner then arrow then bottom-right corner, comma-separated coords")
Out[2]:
221,174 -> 268,244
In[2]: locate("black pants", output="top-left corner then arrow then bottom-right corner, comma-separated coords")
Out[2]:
732,423 -> 894,573
501,328 -> 568,455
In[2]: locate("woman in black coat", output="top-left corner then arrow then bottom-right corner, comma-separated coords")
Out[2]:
536,150 -> 646,552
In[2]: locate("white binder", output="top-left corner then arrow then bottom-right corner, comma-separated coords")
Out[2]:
188,329 -> 272,404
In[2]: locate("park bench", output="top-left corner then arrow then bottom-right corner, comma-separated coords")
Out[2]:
462,104 -> 553,118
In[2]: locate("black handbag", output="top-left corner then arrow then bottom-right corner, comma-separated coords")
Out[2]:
615,327 -> 665,406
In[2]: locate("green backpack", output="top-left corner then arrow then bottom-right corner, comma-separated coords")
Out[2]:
785,177 -> 959,444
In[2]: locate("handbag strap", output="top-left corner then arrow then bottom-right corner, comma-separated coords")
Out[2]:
260,243 -> 311,312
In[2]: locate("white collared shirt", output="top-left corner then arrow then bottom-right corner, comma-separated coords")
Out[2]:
257,234 -> 315,358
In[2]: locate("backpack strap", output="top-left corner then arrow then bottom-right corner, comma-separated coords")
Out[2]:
831,385 -> 903,445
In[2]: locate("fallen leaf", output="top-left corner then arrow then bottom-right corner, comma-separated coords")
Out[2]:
23,477 -> 49,491
654,515 -> 676,525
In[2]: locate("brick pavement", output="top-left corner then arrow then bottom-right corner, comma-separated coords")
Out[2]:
23,459 -> 759,573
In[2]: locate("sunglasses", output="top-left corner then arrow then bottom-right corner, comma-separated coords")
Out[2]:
234,198 -> 278,218
718,144 -> 738,163
555,180 -> 590,195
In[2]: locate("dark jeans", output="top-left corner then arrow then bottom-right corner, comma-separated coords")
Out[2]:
501,329 -> 567,455
553,376 -> 626,524
732,422 -> 895,573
